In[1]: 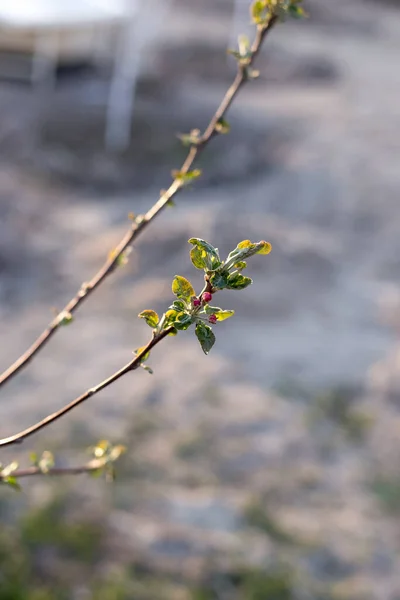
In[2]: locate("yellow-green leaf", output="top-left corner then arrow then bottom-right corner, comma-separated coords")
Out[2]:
215,118 -> 230,134
134,346 -> 151,363
172,276 -> 195,301
215,310 -> 235,321
138,309 -> 159,328
257,240 -> 272,255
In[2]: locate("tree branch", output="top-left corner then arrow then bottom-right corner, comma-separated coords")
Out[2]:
0,18 -> 277,389
2,461 -> 107,480
0,327 -> 173,448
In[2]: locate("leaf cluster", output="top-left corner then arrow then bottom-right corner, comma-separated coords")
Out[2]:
138,238 -> 271,355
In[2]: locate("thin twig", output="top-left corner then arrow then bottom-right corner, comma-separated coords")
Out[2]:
1,460 -> 107,480
0,327 -> 173,448
0,18 -> 277,389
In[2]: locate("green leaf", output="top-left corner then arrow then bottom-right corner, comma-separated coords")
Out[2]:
204,305 -> 222,315
251,0 -> 271,25
215,118 -> 230,134
134,346 -> 151,363
172,169 -> 202,185
138,309 -> 159,328
190,246 -> 208,270
141,364 -> 154,375
188,238 -> 222,271
215,310 -> 235,321
165,309 -> 178,323
30,452 -> 38,466
234,261 -> 247,270
172,300 -> 186,312
1,476 -> 20,491
174,312 -> 193,331
172,276 -> 195,301
1,460 -> 21,491
195,322 -> 216,355
226,272 -> 253,290
209,270 -> 229,289
203,306 -> 234,321
225,239 -> 272,268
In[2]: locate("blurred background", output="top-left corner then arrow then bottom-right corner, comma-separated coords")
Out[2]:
1,0 -> 400,598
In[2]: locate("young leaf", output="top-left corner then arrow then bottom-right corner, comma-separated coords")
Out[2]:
172,276 -> 195,301
195,322 -> 216,355
215,310 -> 235,321
226,272 -> 253,290
234,261 -> 247,270
30,452 -> 38,466
188,238 -> 221,271
190,246 -> 208,270
165,309 -> 179,323
138,309 -> 159,328
204,305 -> 222,315
173,312 -> 193,331
215,118 -> 230,134
256,240 -> 272,255
172,169 -> 202,185
134,346 -> 151,363
209,270 -> 229,290
1,476 -> 21,491
172,300 -> 186,312
225,240 -> 272,268
0,461 -> 19,478
116,247 -> 132,267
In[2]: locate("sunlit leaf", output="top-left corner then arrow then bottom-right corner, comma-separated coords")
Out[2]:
188,238 -> 222,271
215,310 -> 235,321
172,276 -> 195,301
138,309 -> 159,328
226,272 -> 253,290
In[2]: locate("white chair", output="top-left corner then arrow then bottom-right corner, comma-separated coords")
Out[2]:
0,0 -> 166,151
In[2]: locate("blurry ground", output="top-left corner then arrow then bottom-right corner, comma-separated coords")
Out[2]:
1,0 -> 400,598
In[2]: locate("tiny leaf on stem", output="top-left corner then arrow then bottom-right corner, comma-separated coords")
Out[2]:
215,118 -> 230,134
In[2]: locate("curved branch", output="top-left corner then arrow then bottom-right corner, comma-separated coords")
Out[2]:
1,461 -> 107,480
0,18 -> 277,389
0,327 -> 173,448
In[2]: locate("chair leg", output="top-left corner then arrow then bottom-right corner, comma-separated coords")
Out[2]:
105,23 -> 140,152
